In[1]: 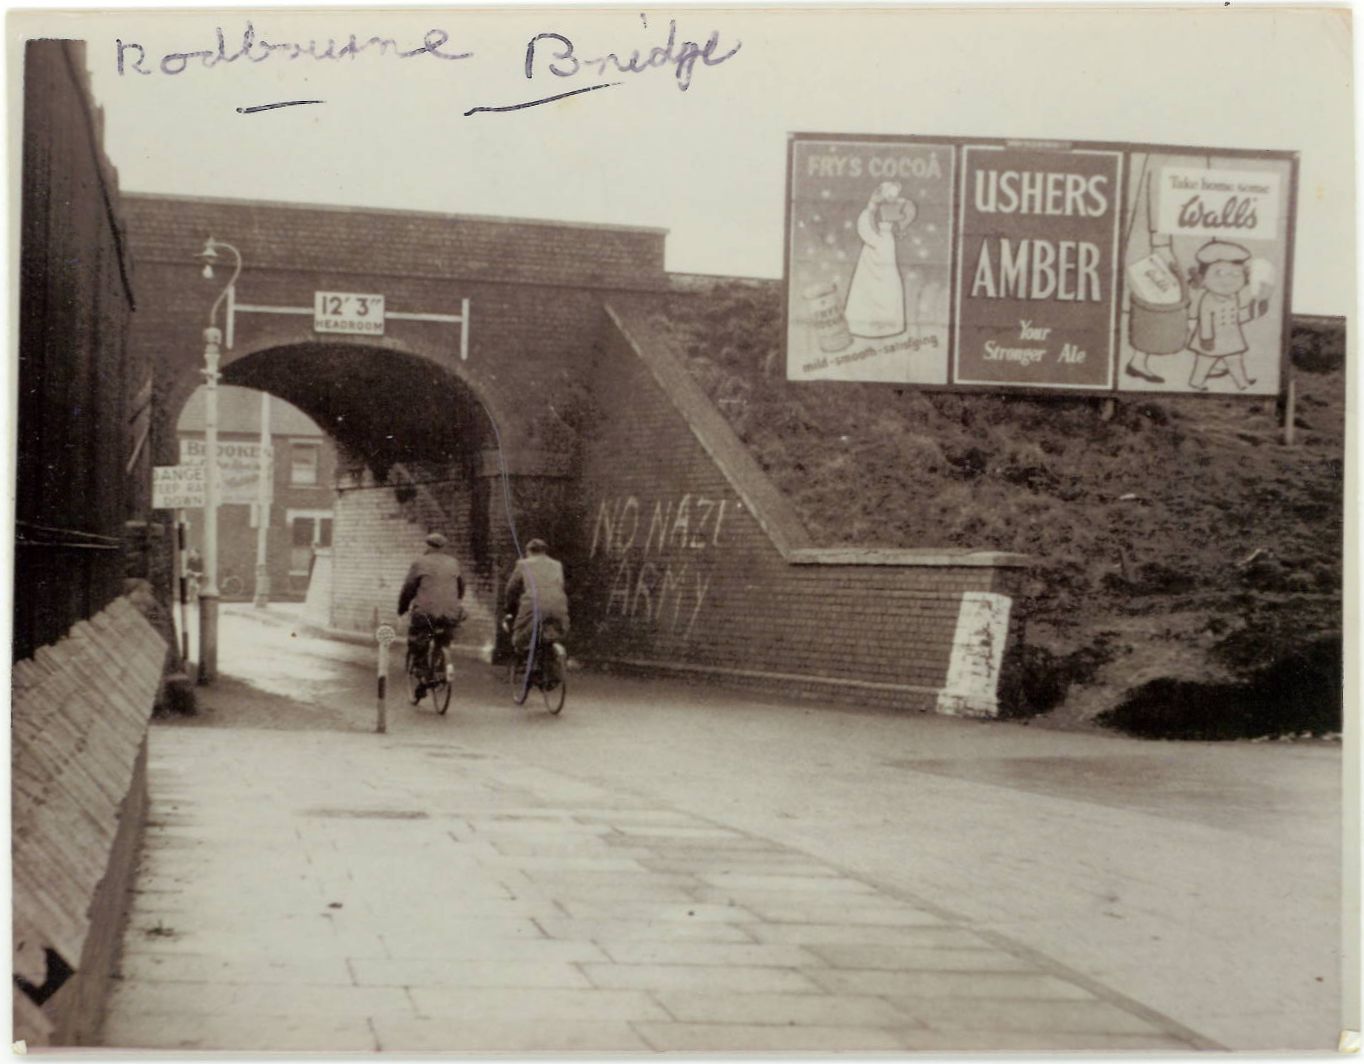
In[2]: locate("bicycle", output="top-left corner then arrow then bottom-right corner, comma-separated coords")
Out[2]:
405,614 -> 456,715
504,617 -> 566,715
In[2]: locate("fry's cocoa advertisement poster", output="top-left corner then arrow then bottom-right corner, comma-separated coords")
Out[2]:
784,135 -> 1297,397
954,146 -> 1122,389
786,139 -> 955,384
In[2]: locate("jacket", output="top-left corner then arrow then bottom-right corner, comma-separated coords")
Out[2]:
506,554 -> 569,642
398,549 -> 465,620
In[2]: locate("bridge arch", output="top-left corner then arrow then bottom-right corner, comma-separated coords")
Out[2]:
167,338 -> 528,650
216,340 -> 496,479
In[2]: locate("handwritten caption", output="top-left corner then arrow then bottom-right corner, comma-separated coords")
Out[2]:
115,18 -> 742,112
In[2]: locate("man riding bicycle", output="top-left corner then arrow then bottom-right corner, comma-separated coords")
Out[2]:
398,532 -> 466,701
504,538 -> 570,688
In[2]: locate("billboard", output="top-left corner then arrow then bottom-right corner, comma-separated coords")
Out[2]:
785,135 -> 1297,397
179,439 -> 273,505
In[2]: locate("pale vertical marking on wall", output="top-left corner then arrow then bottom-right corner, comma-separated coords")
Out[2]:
936,590 -> 1012,718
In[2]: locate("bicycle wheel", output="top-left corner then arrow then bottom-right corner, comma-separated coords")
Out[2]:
221,574 -> 244,597
541,666 -> 566,715
405,647 -> 424,705
430,646 -> 452,715
509,654 -> 531,706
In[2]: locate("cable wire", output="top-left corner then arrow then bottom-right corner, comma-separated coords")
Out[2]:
471,393 -> 543,704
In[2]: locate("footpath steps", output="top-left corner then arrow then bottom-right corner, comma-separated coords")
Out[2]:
100,727 -> 1212,1053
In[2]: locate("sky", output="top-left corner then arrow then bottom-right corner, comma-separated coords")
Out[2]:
6,5 -> 1357,316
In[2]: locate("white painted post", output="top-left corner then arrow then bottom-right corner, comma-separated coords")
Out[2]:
375,624 -> 396,734
176,514 -> 190,664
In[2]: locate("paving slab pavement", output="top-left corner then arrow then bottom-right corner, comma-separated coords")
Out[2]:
101,725 -> 1218,1054
133,602 -> 1347,1052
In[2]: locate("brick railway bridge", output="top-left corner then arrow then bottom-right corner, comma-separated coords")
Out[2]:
125,194 -> 1028,718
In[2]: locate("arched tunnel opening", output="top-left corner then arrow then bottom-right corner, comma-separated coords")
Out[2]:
172,341 -> 515,680
222,342 -> 492,480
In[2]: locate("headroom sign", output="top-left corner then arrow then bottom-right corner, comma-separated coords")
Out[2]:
785,135 -> 1298,398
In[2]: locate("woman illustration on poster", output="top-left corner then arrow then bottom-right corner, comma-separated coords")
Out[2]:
843,181 -> 915,338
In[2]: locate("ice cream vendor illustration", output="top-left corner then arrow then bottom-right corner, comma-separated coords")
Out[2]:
1186,240 -> 1275,391
1123,153 -> 1283,392
844,181 -> 916,338
1125,237 -> 1274,390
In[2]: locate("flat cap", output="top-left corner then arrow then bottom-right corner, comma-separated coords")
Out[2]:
425,532 -> 448,549
1195,240 -> 1252,266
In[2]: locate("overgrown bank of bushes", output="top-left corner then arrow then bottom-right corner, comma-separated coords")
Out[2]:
631,282 -> 1345,739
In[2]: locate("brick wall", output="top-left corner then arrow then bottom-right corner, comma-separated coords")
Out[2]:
119,195 -> 669,626
116,192 -> 1029,714
327,460 -> 499,652
120,196 -> 669,465
330,466 -> 446,633
573,304 -> 1029,716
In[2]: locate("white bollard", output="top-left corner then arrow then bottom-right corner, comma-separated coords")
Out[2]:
375,624 -> 396,734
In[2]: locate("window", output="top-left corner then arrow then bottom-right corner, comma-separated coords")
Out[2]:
290,443 -> 320,486
287,510 -> 333,575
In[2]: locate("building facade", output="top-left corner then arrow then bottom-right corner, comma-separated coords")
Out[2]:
176,386 -> 337,601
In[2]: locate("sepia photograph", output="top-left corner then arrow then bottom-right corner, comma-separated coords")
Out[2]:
6,4 -> 1358,1056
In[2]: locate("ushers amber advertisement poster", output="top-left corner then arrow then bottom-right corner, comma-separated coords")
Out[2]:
784,134 -> 1297,396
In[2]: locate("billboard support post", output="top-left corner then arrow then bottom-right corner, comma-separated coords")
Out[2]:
1283,372 -> 1297,446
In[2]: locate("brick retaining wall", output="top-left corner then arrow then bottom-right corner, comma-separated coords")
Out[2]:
572,303 -> 1029,716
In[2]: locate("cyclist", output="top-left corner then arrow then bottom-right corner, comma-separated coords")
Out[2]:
397,532 -> 466,702
504,538 -> 570,688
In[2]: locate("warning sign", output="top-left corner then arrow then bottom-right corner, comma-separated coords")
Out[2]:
152,465 -> 205,509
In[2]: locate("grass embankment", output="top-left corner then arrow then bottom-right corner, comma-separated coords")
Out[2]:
636,281 -> 1345,738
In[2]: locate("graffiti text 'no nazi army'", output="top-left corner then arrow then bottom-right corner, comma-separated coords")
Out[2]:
591,494 -> 731,640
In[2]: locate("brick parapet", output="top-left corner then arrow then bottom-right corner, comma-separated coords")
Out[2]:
122,194 -> 669,294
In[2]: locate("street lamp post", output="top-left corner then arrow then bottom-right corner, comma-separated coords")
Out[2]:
197,236 -> 242,683
254,390 -> 273,608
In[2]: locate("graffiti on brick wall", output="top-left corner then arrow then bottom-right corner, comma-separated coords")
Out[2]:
588,493 -> 731,638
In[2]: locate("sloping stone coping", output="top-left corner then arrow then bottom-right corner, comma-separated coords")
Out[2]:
11,596 -> 164,1046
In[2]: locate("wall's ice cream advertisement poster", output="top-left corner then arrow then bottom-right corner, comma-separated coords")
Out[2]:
954,146 -> 1122,389
783,134 -> 1297,398
1118,154 -> 1293,397
786,139 -> 955,384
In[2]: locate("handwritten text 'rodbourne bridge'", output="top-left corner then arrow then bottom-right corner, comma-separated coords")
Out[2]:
115,19 -> 741,92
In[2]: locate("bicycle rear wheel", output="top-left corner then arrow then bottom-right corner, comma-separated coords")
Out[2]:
405,648 -> 424,705
541,668 -> 566,715
509,656 -> 531,706
430,647 -> 452,715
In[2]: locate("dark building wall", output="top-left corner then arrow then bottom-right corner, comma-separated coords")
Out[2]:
12,41 -> 162,1050
15,40 -> 140,661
